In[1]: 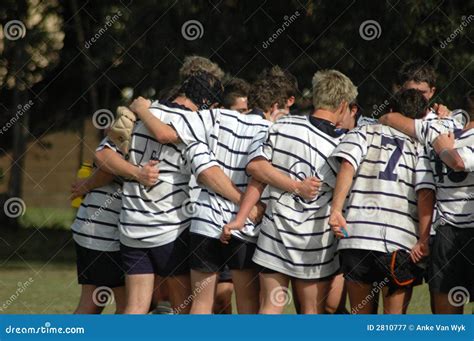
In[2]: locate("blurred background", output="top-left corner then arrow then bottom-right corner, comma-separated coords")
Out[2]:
0,0 -> 472,313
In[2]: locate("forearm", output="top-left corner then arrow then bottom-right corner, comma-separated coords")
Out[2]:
379,112 -> 415,137
247,158 -> 298,193
438,149 -> 466,171
416,189 -> 435,242
235,179 -> 266,223
135,108 -> 180,144
83,168 -> 115,191
95,149 -> 139,180
330,159 -> 355,213
197,166 -> 243,204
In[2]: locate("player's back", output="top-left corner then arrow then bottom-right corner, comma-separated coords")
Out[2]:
335,124 -> 422,253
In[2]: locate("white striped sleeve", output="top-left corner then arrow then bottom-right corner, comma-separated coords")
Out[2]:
415,146 -> 436,191
247,126 -> 270,164
415,119 -> 453,145
329,128 -> 368,171
170,111 -> 208,146
184,142 -> 219,177
457,146 -> 474,172
96,137 -> 122,156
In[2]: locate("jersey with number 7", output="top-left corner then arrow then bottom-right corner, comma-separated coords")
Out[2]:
329,124 -> 431,253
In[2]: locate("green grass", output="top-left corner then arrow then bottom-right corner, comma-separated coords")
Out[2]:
19,207 -> 76,230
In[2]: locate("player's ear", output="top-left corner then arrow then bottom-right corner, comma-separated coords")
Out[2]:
286,96 -> 295,108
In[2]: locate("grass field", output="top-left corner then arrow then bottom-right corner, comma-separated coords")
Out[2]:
0,208 -> 472,314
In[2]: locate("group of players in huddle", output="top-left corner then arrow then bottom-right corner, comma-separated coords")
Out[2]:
70,56 -> 473,315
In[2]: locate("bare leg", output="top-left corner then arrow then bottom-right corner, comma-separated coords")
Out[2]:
347,281 -> 377,314
293,278 -> 331,314
167,274 -> 192,314
189,270 -> 218,314
74,285 -> 104,314
382,286 -> 410,314
213,282 -> 234,314
123,274 -> 154,314
325,274 -> 348,314
432,293 -> 464,314
112,286 -> 126,314
231,269 -> 260,314
259,272 -> 290,314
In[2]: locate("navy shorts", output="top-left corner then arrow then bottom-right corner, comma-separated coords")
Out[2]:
190,232 -> 257,273
121,230 -> 190,276
428,224 -> 474,301
75,242 -> 124,288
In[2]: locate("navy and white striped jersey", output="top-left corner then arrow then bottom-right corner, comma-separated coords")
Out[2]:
415,121 -> 474,229
251,115 -> 343,279
119,101 -> 196,248
71,138 -> 123,252
415,109 -> 469,146
329,124 -> 429,253
171,108 -> 271,242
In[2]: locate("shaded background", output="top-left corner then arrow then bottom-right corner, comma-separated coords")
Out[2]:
0,0 -> 472,314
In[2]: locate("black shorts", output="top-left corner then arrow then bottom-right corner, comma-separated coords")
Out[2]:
340,249 -> 421,291
428,224 -> 474,301
121,230 -> 190,276
75,243 -> 124,288
190,233 -> 256,273
218,265 -> 233,283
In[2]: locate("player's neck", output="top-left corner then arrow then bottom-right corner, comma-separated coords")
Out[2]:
311,108 -> 338,125
173,96 -> 198,111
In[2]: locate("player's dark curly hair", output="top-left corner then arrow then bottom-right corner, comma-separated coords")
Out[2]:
397,60 -> 437,88
248,77 -> 287,112
221,78 -> 251,109
389,89 -> 428,119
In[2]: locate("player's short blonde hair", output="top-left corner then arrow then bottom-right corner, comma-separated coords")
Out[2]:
179,55 -> 225,81
312,70 -> 357,111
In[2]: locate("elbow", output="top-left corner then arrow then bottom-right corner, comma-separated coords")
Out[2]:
453,159 -> 466,172
246,161 -> 259,178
